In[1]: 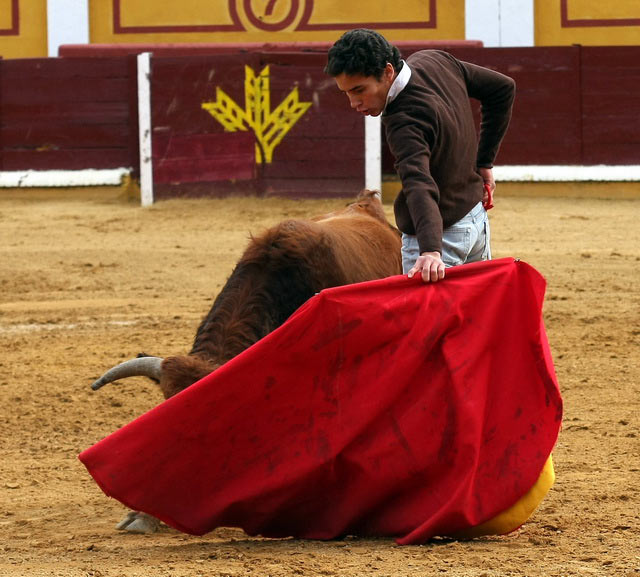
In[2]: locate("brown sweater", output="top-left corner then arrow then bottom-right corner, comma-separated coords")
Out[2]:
382,50 -> 515,254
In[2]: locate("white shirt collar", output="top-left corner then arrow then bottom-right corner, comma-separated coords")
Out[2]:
385,60 -> 412,110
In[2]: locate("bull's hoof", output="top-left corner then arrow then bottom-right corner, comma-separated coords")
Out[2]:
115,511 -> 161,534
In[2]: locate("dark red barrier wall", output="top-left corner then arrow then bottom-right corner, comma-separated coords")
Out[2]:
442,46 -> 639,167
580,47 -> 640,165
441,46 -> 583,166
149,51 -> 364,199
149,53 -> 258,198
0,57 -> 138,171
1,45 -> 639,197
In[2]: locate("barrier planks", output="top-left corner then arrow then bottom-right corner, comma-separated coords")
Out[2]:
1,45 -> 639,197
580,47 -> 640,165
149,51 -> 365,198
0,56 -> 136,171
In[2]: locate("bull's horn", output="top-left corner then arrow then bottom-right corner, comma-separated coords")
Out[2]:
90,357 -> 164,391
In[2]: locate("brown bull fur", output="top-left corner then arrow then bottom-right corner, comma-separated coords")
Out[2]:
157,190 -> 402,399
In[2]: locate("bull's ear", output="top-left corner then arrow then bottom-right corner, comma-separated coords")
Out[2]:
359,189 -> 379,200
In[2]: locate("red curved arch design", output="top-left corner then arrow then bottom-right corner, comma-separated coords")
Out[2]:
243,0 -> 300,31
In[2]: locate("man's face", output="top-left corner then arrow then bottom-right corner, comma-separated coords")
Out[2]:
334,63 -> 395,117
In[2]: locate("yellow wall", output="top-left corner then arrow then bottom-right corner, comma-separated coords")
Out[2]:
90,0 -> 465,44
2,0 -> 638,62
535,0 -> 640,46
0,0 -> 47,58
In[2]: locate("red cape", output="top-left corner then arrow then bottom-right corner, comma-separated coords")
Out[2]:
79,258 -> 562,544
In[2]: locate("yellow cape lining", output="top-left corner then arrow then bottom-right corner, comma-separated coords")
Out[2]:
453,455 -> 555,538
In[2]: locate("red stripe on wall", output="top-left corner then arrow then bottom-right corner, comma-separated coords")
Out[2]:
0,0 -> 19,36
561,0 -> 640,27
297,0 -> 436,31
112,0 -> 244,34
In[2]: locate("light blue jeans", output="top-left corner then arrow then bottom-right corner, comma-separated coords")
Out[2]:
401,202 -> 491,274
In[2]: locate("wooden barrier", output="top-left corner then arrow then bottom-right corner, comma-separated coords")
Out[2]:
0,44 -> 639,198
581,47 -> 640,164
442,46 -> 639,166
146,50 -> 365,199
0,55 -> 137,171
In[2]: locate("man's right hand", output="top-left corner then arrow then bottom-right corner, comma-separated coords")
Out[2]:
478,167 -> 495,209
407,251 -> 446,283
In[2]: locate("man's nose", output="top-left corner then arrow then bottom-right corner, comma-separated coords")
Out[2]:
348,94 -> 360,109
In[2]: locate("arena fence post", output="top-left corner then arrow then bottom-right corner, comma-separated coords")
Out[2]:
137,52 -> 154,206
365,115 -> 382,196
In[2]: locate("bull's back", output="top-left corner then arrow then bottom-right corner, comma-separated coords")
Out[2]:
316,214 -> 402,284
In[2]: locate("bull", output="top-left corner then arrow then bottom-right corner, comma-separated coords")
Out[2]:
90,190 -> 402,533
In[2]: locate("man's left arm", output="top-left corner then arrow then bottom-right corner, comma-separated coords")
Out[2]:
459,61 -> 516,170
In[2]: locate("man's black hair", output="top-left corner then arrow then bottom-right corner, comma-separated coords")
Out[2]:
325,29 -> 402,80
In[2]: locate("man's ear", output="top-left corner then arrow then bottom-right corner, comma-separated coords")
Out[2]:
384,62 -> 396,83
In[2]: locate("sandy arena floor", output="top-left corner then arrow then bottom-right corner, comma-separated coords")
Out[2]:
0,188 -> 638,577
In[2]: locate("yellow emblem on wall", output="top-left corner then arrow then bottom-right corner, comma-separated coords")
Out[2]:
202,65 -> 311,163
